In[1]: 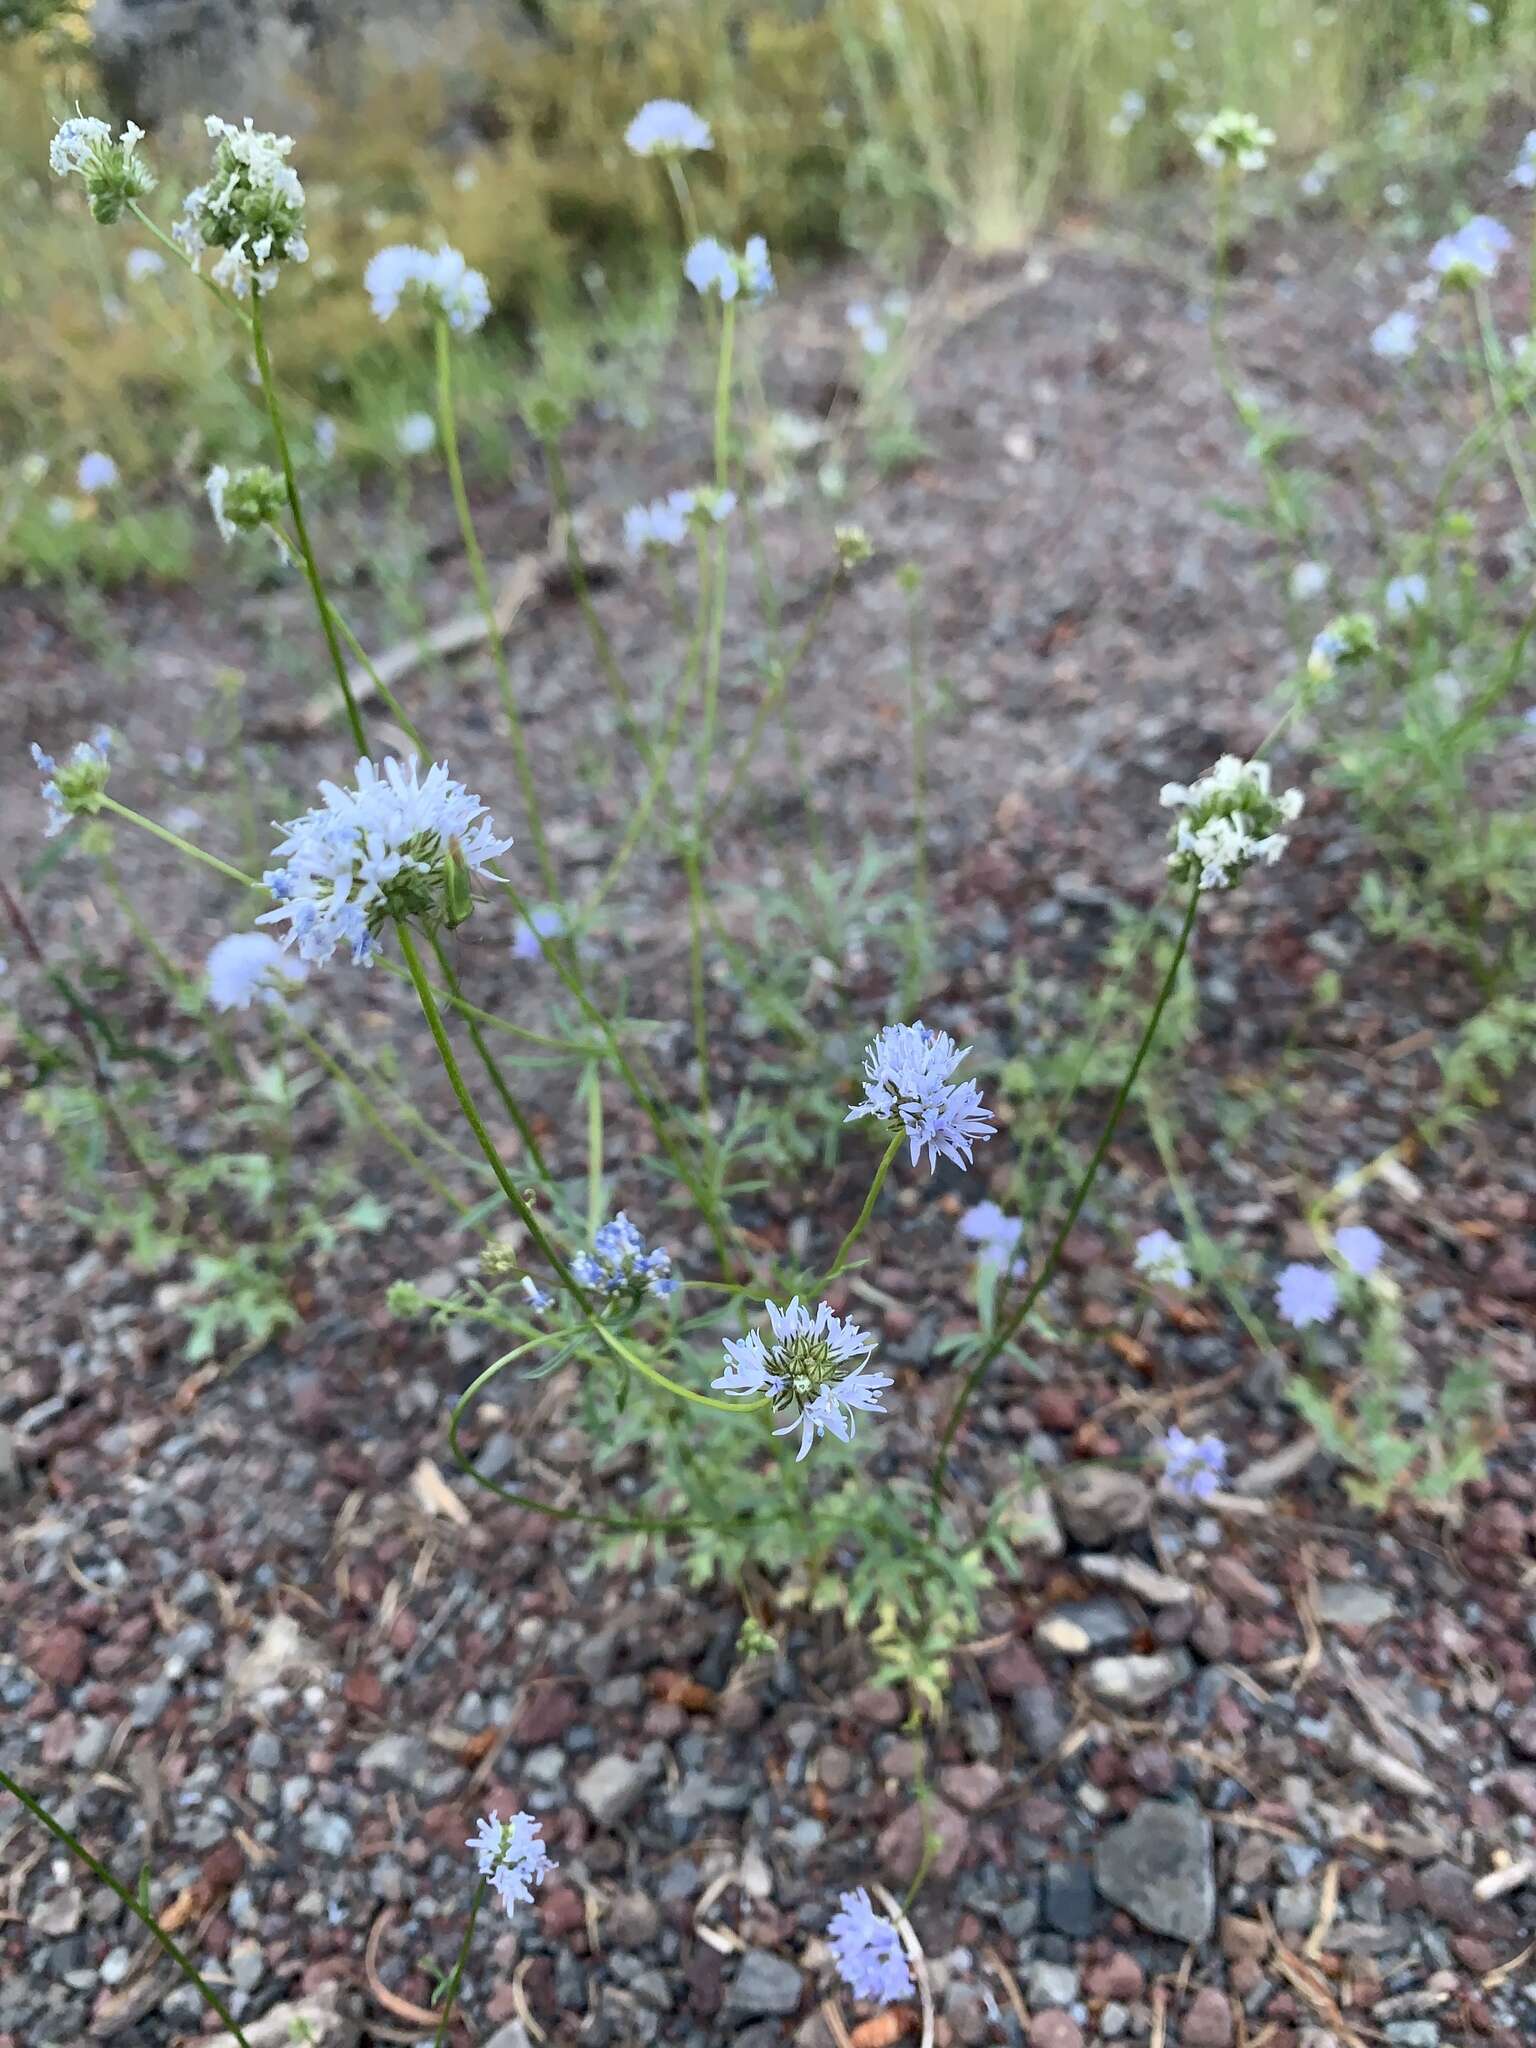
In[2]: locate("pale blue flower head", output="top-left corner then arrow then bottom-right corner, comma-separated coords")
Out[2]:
465,1810 -> 555,1921
257,756 -> 512,966
1428,214 -> 1513,285
1510,131 -> 1536,190
847,303 -> 890,355
77,451 -> 118,493
126,246 -> 166,283
1135,1228 -> 1192,1290
1385,573 -> 1427,619
713,1297 -> 891,1462
511,906 -> 564,961
31,728 -> 113,837
828,1887 -> 913,2005
1289,560 -> 1329,602
846,1020 -> 995,1173
1275,1260 -> 1339,1329
571,1212 -> 678,1305
624,485 -> 734,555
1160,1425 -> 1227,1502
685,234 -> 774,304
1370,308 -> 1420,362
206,931 -> 308,1011
365,243 -> 490,333
959,1200 -> 1026,1275
1334,1224 -> 1384,1278
521,1276 -> 555,1314
625,99 -> 712,156
395,411 -> 436,456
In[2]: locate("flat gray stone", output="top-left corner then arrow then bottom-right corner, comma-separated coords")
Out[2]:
1036,1599 -> 1135,1658
1055,1467 -> 1150,1547
725,1950 -> 804,2018
1085,1649 -> 1193,1709
1315,1582 -> 1396,1630
576,1749 -> 660,1828
1094,1800 -> 1215,1943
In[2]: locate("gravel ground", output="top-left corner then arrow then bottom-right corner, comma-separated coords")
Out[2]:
3,140 -> 1536,2048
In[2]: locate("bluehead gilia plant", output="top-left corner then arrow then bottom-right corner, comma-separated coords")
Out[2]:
8,90 -> 1309,2036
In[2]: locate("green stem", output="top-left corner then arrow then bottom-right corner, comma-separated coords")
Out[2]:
268,526 -> 426,754
249,288 -> 367,754
928,884 -> 1202,1525
684,839 -> 713,1122
97,796 -> 259,890
825,1132 -> 902,1283
126,199 -> 252,331
902,572 -> 930,1006
433,1880 -> 485,2048
427,928 -> 552,1186
435,318 -> 558,895
0,1763 -> 252,2047
294,1025 -> 474,1219
707,576 -> 840,831
543,435 -> 649,757
396,923 -> 579,1295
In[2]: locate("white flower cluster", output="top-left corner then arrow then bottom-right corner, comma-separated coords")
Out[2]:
49,114 -> 155,223
684,235 -> 774,304
623,485 -> 736,554
258,757 -> 513,967
206,932 -> 308,1011
174,116 -> 308,297
1160,755 -> 1303,893
1193,109 -> 1276,174
364,243 -> 491,333
205,463 -> 286,543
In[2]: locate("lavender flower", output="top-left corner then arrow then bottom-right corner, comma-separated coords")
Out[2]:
1334,1225 -> 1384,1278
571,1213 -> 678,1305
521,1276 -> 555,1313
1288,560 -> 1329,602
1160,755 -> 1304,893
959,1199 -> 1026,1274
258,756 -> 512,967
713,1297 -> 891,1462
623,486 -> 735,555
364,243 -> 491,333
49,114 -> 155,222
684,234 -> 774,304
1275,1261 -> 1339,1329
1160,1425 -> 1227,1501
511,906 -> 564,961
125,246 -> 166,282
827,1887 -> 913,2005
625,100 -> 712,156
1370,309 -> 1420,361
1134,1228 -> 1192,1290
465,1810 -> 555,1921
76,451 -> 118,493
206,931 -> 308,1010
395,411 -> 436,456
1428,214 -> 1513,285
846,1021 -> 995,1173
31,728 -> 113,837
1385,573 -> 1427,619
174,116 -> 308,297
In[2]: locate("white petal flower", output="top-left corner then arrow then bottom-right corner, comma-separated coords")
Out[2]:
625,100 -> 713,156
713,1297 -> 891,1462
206,931 -> 308,1010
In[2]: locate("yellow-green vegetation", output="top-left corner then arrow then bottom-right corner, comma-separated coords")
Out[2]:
3,0 -> 1535,570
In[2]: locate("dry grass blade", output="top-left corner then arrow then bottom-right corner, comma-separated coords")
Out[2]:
513,1954 -> 548,2041
980,1945 -> 1028,2031
1483,1935 -> 1536,1988
1304,1860 -> 1341,1960
872,1884 -> 933,2048
693,1868 -> 747,1954
364,1904 -> 443,2027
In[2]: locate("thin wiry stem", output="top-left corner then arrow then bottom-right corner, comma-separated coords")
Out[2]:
928,884 -> 1202,1526
0,1763 -> 252,2047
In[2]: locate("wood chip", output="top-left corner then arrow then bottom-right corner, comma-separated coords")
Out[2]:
1474,1856 -> 1534,1901
1342,1729 -> 1438,1802
1079,1551 -> 1195,1606
408,1458 -> 470,1526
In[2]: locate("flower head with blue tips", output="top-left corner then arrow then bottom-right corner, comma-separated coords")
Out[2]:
846,1021 -> 995,1174
713,1298 -> 891,1462
571,1213 -> 678,1306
